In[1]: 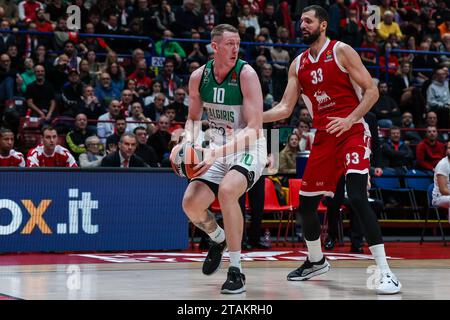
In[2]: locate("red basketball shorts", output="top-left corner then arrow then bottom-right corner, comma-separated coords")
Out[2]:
300,123 -> 371,198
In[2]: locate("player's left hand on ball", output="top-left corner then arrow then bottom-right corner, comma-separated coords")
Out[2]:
192,147 -> 217,177
326,116 -> 353,137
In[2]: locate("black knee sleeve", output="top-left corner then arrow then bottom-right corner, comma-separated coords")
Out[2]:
346,173 -> 383,246
297,195 -> 322,241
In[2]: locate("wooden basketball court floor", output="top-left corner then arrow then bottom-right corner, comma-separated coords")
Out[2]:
0,248 -> 449,300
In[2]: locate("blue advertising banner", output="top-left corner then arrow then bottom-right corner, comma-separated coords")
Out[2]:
0,170 -> 189,252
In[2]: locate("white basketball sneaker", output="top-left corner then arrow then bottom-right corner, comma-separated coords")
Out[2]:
376,272 -> 402,294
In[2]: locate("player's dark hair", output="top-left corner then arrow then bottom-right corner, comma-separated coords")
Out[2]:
302,5 -> 329,23
0,127 -> 13,138
41,125 -> 56,135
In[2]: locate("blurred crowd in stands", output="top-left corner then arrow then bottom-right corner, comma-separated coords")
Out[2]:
0,0 -> 449,171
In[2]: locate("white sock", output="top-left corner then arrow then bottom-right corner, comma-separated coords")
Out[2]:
229,251 -> 242,272
369,244 -> 391,274
207,225 -> 225,244
305,238 -> 323,263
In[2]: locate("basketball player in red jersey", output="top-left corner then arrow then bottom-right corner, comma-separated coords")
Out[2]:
0,128 -> 25,167
264,5 -> 401,294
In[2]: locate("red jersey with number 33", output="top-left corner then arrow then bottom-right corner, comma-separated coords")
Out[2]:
296,39 -> 363,130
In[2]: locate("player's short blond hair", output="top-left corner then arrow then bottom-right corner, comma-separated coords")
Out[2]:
211,24 -> 239,40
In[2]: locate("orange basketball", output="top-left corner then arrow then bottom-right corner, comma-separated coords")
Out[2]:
170,143 -> 203,179
181,143 -> 203,179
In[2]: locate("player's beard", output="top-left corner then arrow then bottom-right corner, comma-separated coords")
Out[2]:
302,28 -> 321,45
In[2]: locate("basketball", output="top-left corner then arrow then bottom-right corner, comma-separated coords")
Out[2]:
170,143 -> 203,179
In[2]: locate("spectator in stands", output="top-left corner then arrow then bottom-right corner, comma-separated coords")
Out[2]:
381,126 -> 414,174
79,135 -> 104,167
79,85 -> 103,122
258,2 -> 278,40
124,78 -> 141,102
124,48 -> 145,76
66,113 -> 96,162
101,132 -> 148,167
18,57 -> 35,95
340,7 -> 362,47
427,67 -> 450,129
250,34 -> 271,62
416,125 -> 446,175
86,50 -> 101,78
5,44 -> 20,72
47,54 -> 69,94
106,115 -> 127,151
133,126 -> 159,167
127,59 -> 152,98
18,0 -> 43,24
253,54 -> 267,77
154,58 -> 182,101
423,110 -> 448,142
0,127 -> 25,167
104,14 -> 124,53
293,119 -> 314,152
379,42 -> 399,77
431,140 -> 450,221
107,62 -> 125,95
238,4 -> 260,36
200,0 -> 218,32
45,0 -> 66,23
0,20 -> 17,54
97,99 -> 121,144
391,61 -> 414,105
155,29 -> 186,67
279,133 -> 298,174
400,111 -> 422,146
25,64 -> 55,122
0,0 -> 19,25
219,1 -> 239,28
35,8 -> 53,32
377,10 -> 403,41
174,0 -> 205,38
61,68 -> 84,118
168,88 -> 188,122
143,80 -> 168,107
144,92 -> 166,122
130,0 -> 160,39
0,53 -> 15,105
153,0 -> 176,32
433,0 -> 449,25
95,72 -> 121,109
79,59 -> 93,86
148,114 -> 171,165
186,32 -> 207,65
372,81 -> 401,128
54,41 -> 81,71
27,126 -> 78,167
79,23 -> 111,55
164,104 -> 183,134
126,101 -> 155,135
422,19 -> 442,43
118,89 -> 135,117
412,41 -> 439,86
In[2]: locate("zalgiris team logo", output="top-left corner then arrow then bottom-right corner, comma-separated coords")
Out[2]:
230,71 -> 238,85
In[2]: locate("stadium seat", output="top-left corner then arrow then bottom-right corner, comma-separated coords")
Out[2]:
372,167 -> 418,219
420,184 -> 447,246
284,178 -> 302,245
405,169 -> 433,216
264,178 -> 290,246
